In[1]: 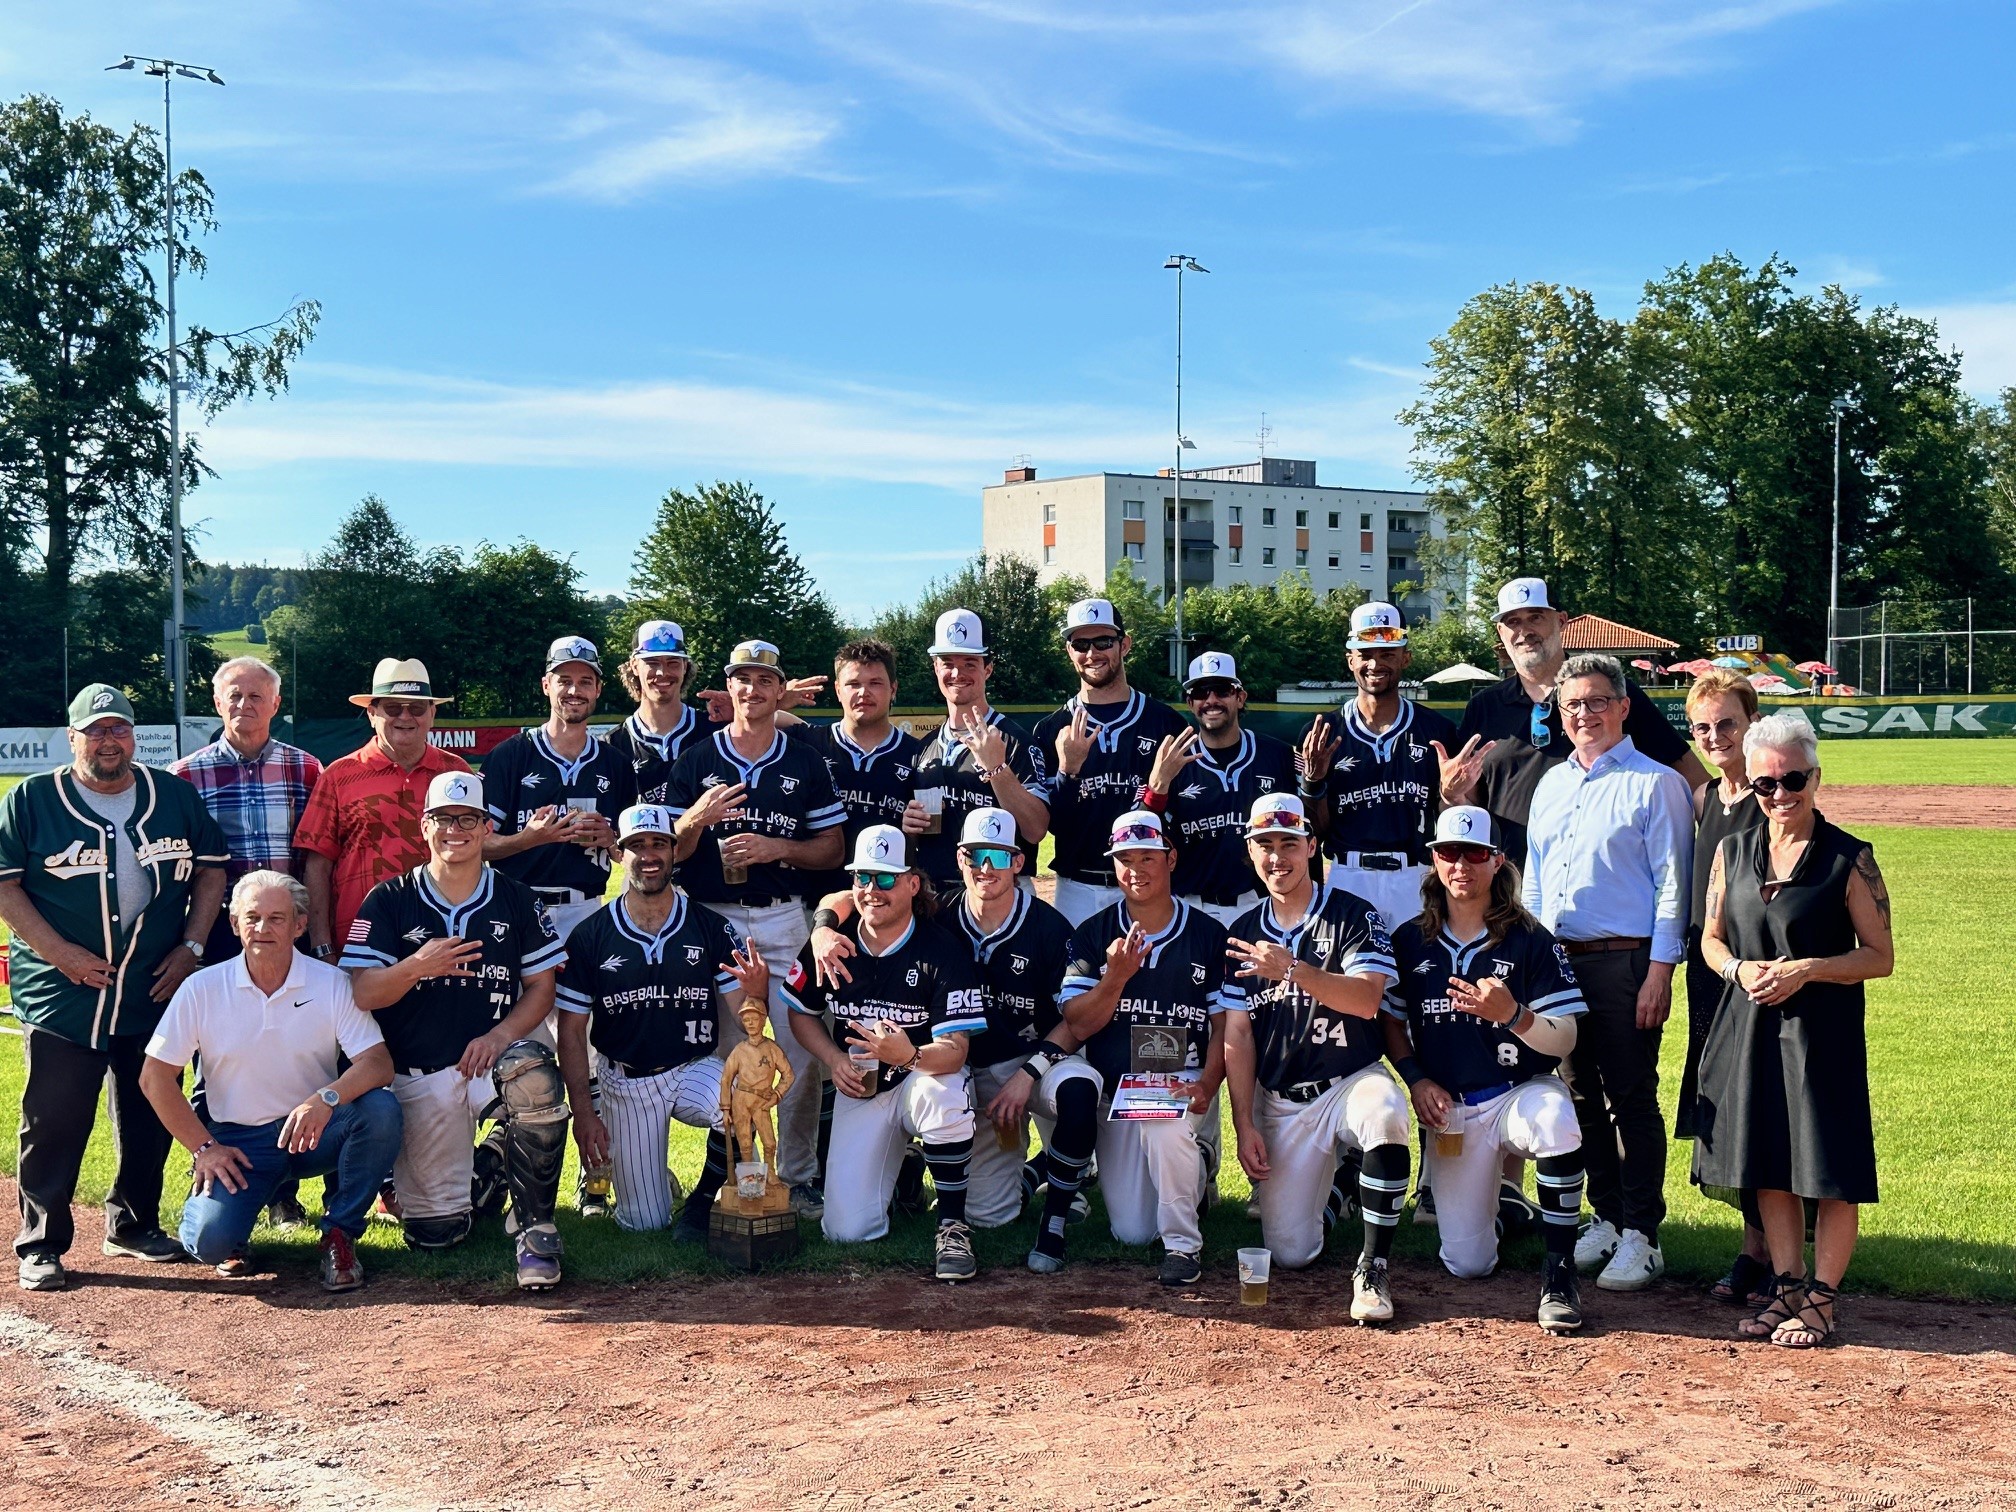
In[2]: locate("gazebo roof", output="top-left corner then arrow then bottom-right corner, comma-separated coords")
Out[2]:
1560,613 -> 1679,653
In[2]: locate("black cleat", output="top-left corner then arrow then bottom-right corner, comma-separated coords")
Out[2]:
1538,1255 -> 1584,1334
934,1220 -> 978,1283
1157,1249 -> 1203,1288
102,1229 -> 186,1263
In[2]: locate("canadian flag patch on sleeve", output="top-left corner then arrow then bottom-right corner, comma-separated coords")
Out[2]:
786,961 -> 807,991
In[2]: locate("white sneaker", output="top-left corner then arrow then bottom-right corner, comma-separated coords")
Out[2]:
1596,1228 -> 1665,1291
1573,1218 -> 1621,1273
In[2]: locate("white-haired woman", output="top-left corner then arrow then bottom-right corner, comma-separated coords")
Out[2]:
1694,713 -> 1894,1348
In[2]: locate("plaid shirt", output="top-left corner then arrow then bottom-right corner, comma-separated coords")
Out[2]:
170,736 -> 323,884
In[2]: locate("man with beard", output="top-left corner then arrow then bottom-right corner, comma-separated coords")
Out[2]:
1443,579 -> 1703,866
3,685 -> 229,1290
606,621 -> 707,806
1036,599 -> 1190,926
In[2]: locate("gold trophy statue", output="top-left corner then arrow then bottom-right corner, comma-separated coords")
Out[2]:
717,1000 -> 796,1218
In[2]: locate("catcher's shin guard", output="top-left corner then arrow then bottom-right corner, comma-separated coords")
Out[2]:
492,1038 -> 570,1230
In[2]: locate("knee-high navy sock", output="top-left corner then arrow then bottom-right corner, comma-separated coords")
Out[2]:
1358,1143 -> 1410,1262
815,1076 -> 836,1181
1323,1149 -> 1364,1230
1036,1080 -> 1098,1258
690,1128 -> 731,1210
1536,1153 -> 1585,1260
922,1138 -> 972,1225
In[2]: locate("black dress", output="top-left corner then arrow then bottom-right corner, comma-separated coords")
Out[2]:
1676,782 -> 1767,1139
1692,818 -> 1879,1204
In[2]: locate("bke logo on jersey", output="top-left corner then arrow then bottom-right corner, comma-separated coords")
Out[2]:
1258,776 -> 1278,792
1410,745 -> 1427,762
403,926 -> 430,944
701,774 -> 725,788
685,946 -> 703,965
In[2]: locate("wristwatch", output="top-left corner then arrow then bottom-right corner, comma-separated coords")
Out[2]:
316,1087 -> 341,1108
312,944 -> 334,960
182,938 -> 206,960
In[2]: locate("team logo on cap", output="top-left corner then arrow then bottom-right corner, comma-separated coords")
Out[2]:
554,637 -> 595,663
91,689 -> 117,712
1516,584 -> 1533,602
872,834 -> 896,862
1454,812 -> 1476,836
948,619 -> 970,645
443,777 -> 474,804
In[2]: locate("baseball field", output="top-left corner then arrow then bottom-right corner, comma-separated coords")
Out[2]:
2,739 -> 2012,1509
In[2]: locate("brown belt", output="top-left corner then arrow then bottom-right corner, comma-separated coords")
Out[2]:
1560,936 -> 1650,956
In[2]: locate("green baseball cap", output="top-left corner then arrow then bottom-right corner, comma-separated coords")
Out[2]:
68,683 -> 136,731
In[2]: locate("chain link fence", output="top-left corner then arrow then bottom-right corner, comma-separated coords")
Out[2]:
1830,598 -> 2016,695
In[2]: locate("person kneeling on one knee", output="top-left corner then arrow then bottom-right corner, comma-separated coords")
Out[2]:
1221,794 -> 1409,1325
782,826 -> 985,1283
140,871 -> 403,1292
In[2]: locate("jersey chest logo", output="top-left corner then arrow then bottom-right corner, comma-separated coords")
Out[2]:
596,775 -> 611,793
1410,744 -> 1428,762
895,765 -> 912,780
779,776 -> 799,794
403,925 -> 431,944
1178,781 -> 1205,800
1190,963 -> 1207,984
521,773 -> 544,788
1009,953 -> 1028,975
905,967 -> 919,986
685,945 -> 704,965
1413,958 -> 1435,975
1257,776 -> 1277,792
493,921 -> 511,941
1137,738 -> 1155,756
1491,959 -> 1513,977
601,954 -> 626,972
42,840 -> 107,880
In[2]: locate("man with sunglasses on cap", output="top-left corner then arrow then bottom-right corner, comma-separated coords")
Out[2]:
1036,599 -> 1190,926
556,804 -> 768,1242
668,638 -> 846,1218
1221,794 -> 1410,1323
341,772 -> 570,1289
481,636 -> 634,942
910,608 -> 1051,896
1382,805 -> 1590,1332
608,621 -> 707,805
1141,652 -> 1298,928
1442,578 -> 1703,867
1521,654 -> 1692,1293
1302,602 -> 1458,931
1059,809 -> 1233,1287
780,826 -> 986,1282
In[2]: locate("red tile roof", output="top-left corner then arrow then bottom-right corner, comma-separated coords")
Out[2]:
1560,613 -> 1680,653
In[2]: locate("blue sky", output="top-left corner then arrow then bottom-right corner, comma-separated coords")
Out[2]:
9,1 -> 2015,621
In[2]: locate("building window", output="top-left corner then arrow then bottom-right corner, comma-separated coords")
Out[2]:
1389,556 -> 1407,571
1122,499 -> 1144,520
1295,548 -> 1309,566
1229,545 -> 1242,564
1227,504 -> 1242,524
1261,507 -> 1276,526
1327,511 -> 1340,530
1042,502 -> 1056,525
1123,541 -> 1144,561
1327,553 -> 1341,569
1043,544 -> 1055,564
1261,546 -> 1276,566
1359,512 -> 1372,530
1360,556 -> 1373,571
1295,509 -> 1309,528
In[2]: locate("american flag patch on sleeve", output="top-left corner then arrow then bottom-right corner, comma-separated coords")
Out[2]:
346,917 -> 372,943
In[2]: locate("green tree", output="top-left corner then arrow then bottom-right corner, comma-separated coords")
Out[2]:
437,539 -> 603,716
64,567 -> 219,722
1177,573 -> 1368,697
624,481 -> 841,676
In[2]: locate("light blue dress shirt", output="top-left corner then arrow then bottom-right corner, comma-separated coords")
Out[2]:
1521,735 -> 1694,965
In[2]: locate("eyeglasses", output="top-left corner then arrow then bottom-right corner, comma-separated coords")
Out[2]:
1068,635 -> 1120,653
1432,843 -> 1495,865
426,812 -> 485,831
80,722 -> 134,741
375,701 -> 433,718
1187,681 -> 1237,700
960,846 -> 1017,872
1689,717 -> 1740,739
1749,769 -> 1815,797
851,870 -> 902,891
1560,696 -> 1616,717
1528,702 -> 1553,750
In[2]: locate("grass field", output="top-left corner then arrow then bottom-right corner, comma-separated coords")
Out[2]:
206,629 -> 274,665
1815,737 -> 2014,785
2,821 -> 2008,1302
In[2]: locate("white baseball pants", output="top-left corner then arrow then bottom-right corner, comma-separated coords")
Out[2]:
389,1067 -> 494,1220
1433,1075 -> 1581,1279
967,1054 -> 1104,1228
1052,877 -> 1124,927
1254,1065 -> 1410,1269
1327,861 -> 1429,933
823,1071 -> 975,1244
1096,1105 -> 1208,1256
602,1058 -> 723,1232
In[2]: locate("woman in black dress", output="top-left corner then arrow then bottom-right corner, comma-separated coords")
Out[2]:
1679,671 -> 1770,1304
1696,712 -> 1894,1349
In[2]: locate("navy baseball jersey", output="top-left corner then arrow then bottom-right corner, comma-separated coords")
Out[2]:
606,707 -> 707,806
778,916 -> 986,1095
1163,729 -> 1299,903
910,710 -> 1048,891
1222,885 -> 1397,1091
341,866 -> 564,1075
1313,699 -> 1458,861
554,892 -> 742,1071
666,729 -> 845,905
939,887 -> 1074,1068
1383,917 -> 1586,1095
481,728 -> 636,897
1060,900 -> 1233,1090
1035,692 -> 1192,884
796,722 -> 922,903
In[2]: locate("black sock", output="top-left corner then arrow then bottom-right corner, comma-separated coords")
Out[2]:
690,1128 -> 731,1209
894,1144 -> 927,1208
1037,1079 -> 1098,1256
1536,1153 -> 1585,1260
1022,1151 -> 1047,1206
923,1138 -> 972,1225
815,1076 -> 836,1182
1323,1150 -> 1363,1230
1358,1143 -> 1410,1262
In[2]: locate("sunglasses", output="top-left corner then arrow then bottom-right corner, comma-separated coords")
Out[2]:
1069,635 -> 1120,653
1246,810 -> 1305,833
1528,702 -> 1553,750
1187,681 -> 1238,700
1749,769 -> 1815,797
426,812 -> 485,832
1689,717 -> 1740,739
851,870 -> 902,891
1432,843 -> 1495,865
960,846 -> 1017,871
375,700 -> 434,718
1108,824 -> 1165,850
1352,626 -> 1407,646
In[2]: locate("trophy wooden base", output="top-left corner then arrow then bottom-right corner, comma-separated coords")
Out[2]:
717,1183 -> 793,1219
708,1207 -> 801,1272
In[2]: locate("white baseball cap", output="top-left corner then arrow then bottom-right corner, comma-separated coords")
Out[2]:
631,620 -> 689,660
545,635 -> 601,673
1183,651 -> 1242,691
725,639 -> 786,678
424,771 -> 485,814
1064,598 -> 1124,638
1495,577 -> 1556,621
1105,808 -> 1171,856
1429,805 -> 1498,851
847,825 -> 909,872
958,806 -> 1018,848
928,608 -> 988,658
1347,601 -> 1408,650
1244,792 -> 1310,838
617,804 -> 675,846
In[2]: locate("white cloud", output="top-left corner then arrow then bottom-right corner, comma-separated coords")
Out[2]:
1917,303 -> 2016,396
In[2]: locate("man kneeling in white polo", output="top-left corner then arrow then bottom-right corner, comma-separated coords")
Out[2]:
140,870 -> 402,1292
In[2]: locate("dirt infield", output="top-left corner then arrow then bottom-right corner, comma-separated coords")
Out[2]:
5,1193 -> 2015,1510
1823,785 -> 2016,828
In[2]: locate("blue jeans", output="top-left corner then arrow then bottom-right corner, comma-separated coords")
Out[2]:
179,1090 -> 403,1265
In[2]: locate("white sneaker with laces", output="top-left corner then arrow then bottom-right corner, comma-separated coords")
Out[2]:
1596,1228 -> 1665,1291
1573,1218 -> 1621,1273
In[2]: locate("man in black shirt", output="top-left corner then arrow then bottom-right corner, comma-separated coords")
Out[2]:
342,772 -> 569,1289
795,638 -> 923,906
1444,578 -> 1706,865
1036,598 -> 1190,925
606,620 -> 708,806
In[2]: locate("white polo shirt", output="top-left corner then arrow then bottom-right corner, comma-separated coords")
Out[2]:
147,952 -> 384,1128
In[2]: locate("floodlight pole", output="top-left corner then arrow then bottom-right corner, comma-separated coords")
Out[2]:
1828,395 -> 1858,679
1165,254 -> 1207,678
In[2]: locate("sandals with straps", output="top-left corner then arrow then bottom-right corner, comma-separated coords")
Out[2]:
1738,1272 -> 1805,1340
1771,1277 -> 1839,1349
1711,1251 -> 1772,1307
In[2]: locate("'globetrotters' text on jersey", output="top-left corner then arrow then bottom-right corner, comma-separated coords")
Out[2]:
778,917 -> 985,1095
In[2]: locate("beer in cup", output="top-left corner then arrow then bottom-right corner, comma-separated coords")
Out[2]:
1238,1247 -> 1271,1306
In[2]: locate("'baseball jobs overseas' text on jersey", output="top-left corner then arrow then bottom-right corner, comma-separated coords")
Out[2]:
556,893 -> 742,1072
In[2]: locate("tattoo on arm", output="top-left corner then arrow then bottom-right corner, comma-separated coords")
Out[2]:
1703,848 -> 1725,936
1854,846 -> 1891,930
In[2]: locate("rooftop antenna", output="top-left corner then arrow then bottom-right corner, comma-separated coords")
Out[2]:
1257,412 -> 1271,460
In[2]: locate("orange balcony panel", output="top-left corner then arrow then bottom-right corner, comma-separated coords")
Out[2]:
1122,519 -> 1146,545
1227,524 -> 1243,548
1043,523 -> 1057,547
1360,531 -> 1375,553
1296,528 -> 1310,550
